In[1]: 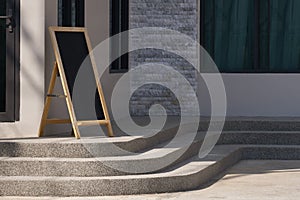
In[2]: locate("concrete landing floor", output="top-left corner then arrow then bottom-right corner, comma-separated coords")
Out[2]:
3,160 -> 300,200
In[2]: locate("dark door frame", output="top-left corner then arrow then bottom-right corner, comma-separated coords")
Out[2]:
0,0 -> 20,122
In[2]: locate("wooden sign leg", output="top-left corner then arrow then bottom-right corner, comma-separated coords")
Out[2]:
95,79 -> 114,137
38,62 -> 59,137
106,122 -> 114,137
38,61 -> 81,139
64,94 -> 81,139
55,62 -> 81,139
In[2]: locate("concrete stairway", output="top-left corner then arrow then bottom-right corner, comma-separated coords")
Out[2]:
0,119 -> 300,196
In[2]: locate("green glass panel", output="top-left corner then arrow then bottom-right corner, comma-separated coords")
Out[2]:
0,0 -> 6,112
258,0 -> 270,70
201,0 -> 254,72
202,0 -> 300,72
268,0 -> 300,71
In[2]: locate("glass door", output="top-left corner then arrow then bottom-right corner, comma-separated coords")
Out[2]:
0,0 -> 18,121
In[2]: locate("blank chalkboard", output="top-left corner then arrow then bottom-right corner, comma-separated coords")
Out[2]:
54,31 -> 104,120
39,27 -> 114,139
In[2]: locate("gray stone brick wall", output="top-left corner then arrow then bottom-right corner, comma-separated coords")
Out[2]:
129,0 -> 199,116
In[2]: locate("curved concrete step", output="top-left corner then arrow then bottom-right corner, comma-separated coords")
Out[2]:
2,119 -> 298,158
205,118 -> 300,131
0,145 -> 299,196
0,126 -> 181,158
1,129 -> 298,177
0,133 -> 203,177
218,131 -> 300,145
0,145 -> 242,196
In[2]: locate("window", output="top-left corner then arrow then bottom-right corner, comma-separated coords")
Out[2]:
110,0 -> 129,73
201,0 -> 300,73
58,0 -> 84,27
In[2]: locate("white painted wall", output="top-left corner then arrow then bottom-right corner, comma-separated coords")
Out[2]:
0,0 -> 45,138
197,74 -> 300,117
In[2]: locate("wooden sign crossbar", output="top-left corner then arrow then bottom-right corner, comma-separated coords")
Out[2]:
39,27 -> 114,139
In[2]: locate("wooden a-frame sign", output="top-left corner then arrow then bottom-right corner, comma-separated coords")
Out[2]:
39,27 -> 114,139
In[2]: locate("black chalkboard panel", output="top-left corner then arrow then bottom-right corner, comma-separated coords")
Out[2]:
55,32 -> 87,95
55,31 -> 104,120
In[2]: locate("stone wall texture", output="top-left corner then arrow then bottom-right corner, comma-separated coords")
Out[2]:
129,0 -> 199,116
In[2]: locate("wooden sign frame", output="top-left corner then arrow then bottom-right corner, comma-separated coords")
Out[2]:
39,27 -> 114,139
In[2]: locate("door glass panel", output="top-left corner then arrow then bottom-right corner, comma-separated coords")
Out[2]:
0,0 -> 6,112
